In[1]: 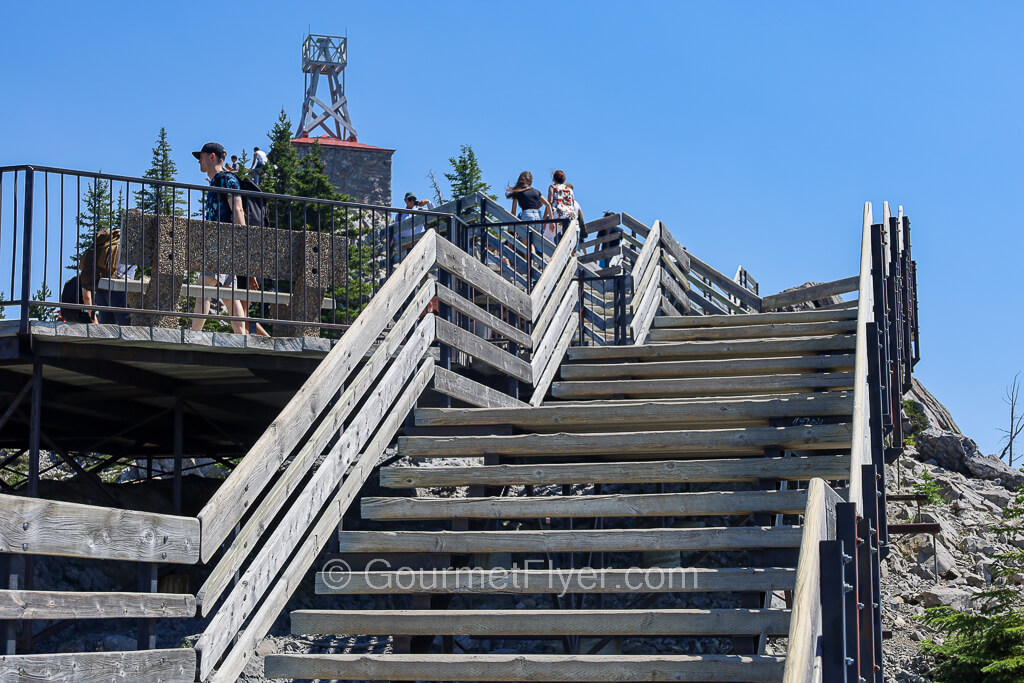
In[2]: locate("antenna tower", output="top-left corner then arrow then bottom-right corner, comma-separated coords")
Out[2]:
296,34 -> 358,140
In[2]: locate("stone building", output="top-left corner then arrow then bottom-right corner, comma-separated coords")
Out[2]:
291,136 -> 395,206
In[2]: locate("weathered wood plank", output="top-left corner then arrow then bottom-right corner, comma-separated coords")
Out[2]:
551,372 -> 855,400
783,479 -> 831,683
265,653 -> 786,682
567,335 -> 856,362
530,256 -> 577,347
196,324 -> 433,680
290,608 -> 792,636
530,312 -> 577,407
197,230 -> 437,561
208,359 -> 434,683
0,649 -> 195,683
661,268 -> 692,314
196,280 -> 435,615
686,251 -> 763,311
0,494 -> 198,564
436,283 -> 531,348
416,393 -> 853,430
659,223 -> 692,272
435,318 -> 533,384
648,320 -> 856,343
763,276 -> 860,311
660,295 -> 683,317
630,221 -> 662,290
530,221 -> 579,314
435,235 -> 532,319
654,308 -> 857,328
531,285 -> 578,378
661,249 -> 692,293
620,212 -> 652,238
688,288 -> 729,316
849,202 -> 875,514
399,423 -> 851,459
560,354 -> 856,380
630,261 -> 663,344
579,213 -> 621,235
432,366 -> 527,408
337,526 -> 803,554
362,489 -> 809,520
314,566 -> 796,595
380,455 -> 851,488
0,590 -> 194,620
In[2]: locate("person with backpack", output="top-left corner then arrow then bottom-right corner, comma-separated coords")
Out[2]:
59,275 -> 96,324
546,170 -> 584,246
78,228 -> 134,324
250,146 -> 268,185
191,141 -> 250,334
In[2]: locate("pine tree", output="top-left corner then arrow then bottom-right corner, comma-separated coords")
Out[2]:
236,149 -> 251,181
444,145 -> 494,200
71,176 -> 116,269
134,128 -> 184,216
29,284 -> 58,321
264,108 -> 300,197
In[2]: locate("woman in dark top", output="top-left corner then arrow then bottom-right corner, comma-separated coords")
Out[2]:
506,172 -> 552,256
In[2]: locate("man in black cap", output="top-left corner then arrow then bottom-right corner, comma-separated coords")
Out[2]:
191,142 -> 248,334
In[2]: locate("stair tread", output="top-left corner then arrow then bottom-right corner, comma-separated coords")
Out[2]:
313,567 -> 798,594
337,526 -> 804,553
265,653 -> 787,682
647,320 -> 856,343
653,308 -> 857,328
398,423 -> 852,458
567,335 -> 856,361
361,489 -> 809,520
560,354 -> 855,380
379,455 -> 851,487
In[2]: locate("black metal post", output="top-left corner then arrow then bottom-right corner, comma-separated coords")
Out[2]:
173,395 -> 184,516
836,502 -> 860,681
0,554 -> 21,654
137,562 -> 158,650
819,539 -> 849,683
19,168 -> 34,336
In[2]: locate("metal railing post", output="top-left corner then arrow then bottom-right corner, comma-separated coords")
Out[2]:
819,539 -> 850,683
19,168 -> 34,335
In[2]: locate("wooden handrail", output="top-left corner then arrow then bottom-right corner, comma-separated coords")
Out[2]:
849,202 -> 875,515
783,478 -> 840,683
762,276 -> 860,311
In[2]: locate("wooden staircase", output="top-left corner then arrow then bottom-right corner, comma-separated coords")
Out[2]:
266,307 -> 857,682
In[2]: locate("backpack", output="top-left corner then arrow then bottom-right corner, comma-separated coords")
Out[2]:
78,229 -> 121,290
59,276 -> 93,323
239,177 -> 269,227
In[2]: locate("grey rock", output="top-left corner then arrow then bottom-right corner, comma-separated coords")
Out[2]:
916,586 -> 974,611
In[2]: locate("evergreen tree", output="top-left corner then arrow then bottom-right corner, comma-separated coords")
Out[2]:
444,145 -> 494,200
29,284 -> 58,321
264,108 -> 300,197
71,176 -> 116,269
134,128 -> 184,216
236,149 -> 251,181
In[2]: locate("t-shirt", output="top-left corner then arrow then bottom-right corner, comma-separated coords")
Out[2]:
205,171 -> 240,223
253,150 -> 268,167
515,187 -> 543,211
550,183 -> 576,219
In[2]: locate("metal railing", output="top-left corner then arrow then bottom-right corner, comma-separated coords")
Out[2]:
0,165 -> 462,337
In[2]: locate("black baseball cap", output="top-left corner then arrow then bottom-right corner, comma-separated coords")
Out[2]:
192,142 -> 226,159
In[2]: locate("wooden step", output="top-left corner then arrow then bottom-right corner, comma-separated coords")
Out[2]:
264,653 -> 787,682
314,567 -> 797,595
380,455 -> 851,488
337,526 -> 803,554
361,489 -> 809,520
416,393 -> 852,432
289,608 -> 792,636
0,650 -> 196,682
398,423 -> 852,459
550,373 -> 854,400
653,308 -> 858,328
559,354 -> 856,380
646,320 -> 856,343
567,335 -> 855,362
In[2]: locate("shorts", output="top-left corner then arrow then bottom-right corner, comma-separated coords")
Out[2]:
200,273 -> 235,287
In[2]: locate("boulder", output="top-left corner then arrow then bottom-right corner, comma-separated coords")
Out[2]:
916,585 -> 974,611
912,427 -> 1024,488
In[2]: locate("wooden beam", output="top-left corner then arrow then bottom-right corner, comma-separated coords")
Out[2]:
379,455 -> 851,488
399,423 -> 851,459
647,320 -> 856,343
435,318 -> 533,384
0,494 -> 198,564
530,285 -> 578,378
559,354 -> 856,381
289,608 -> 792,637
337,526 -> 803,554
435,235 -> 532,320
0,649 -> 195,682
265,652 -> 786,682
432,367 -> 527,409
530,313 -> 576,407
762,276 -> 860,311
567,335 -> 856,362
620,212 -> 652,238
361,489 -> 809,520
550,373 -> 855,400
436,284 -> 531,348
659,224 -> 692,271
314,566 -> 796,595
0,590 -> 195,620
531,256 -> 577,347
654,308 -> 858,328
686,251 -> 763,311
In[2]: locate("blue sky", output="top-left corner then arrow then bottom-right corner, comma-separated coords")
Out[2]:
1,1 -> 1021,455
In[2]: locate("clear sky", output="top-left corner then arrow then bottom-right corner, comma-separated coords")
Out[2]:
1,1 -> 1021,456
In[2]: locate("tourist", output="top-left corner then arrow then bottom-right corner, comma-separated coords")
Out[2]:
59,275 -> 96,324
191,142 -> 249,334
251,146 -> 268,184
226,154 -> 239,172
506,171 -> 551,256
546,169 -> 582,245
